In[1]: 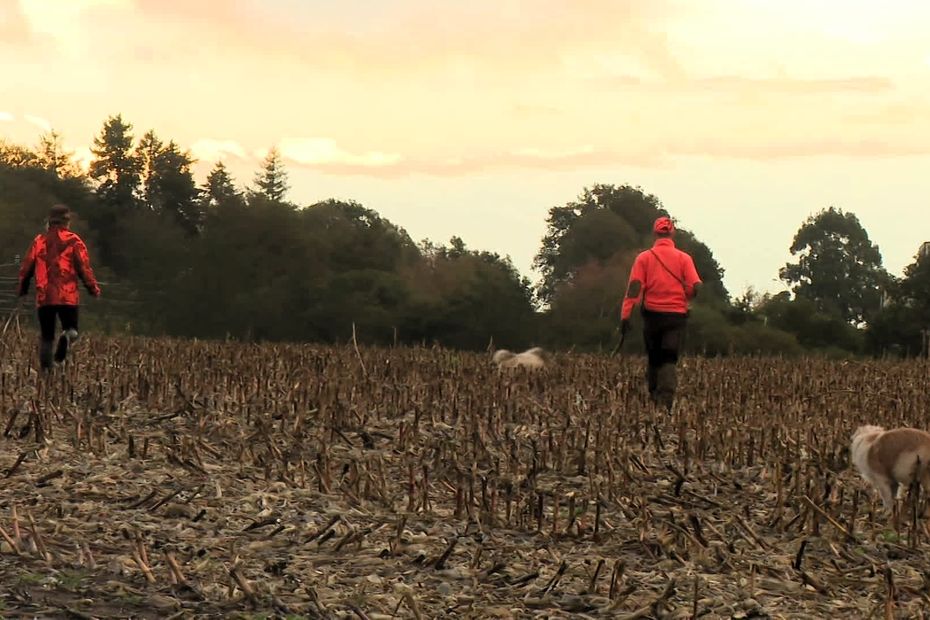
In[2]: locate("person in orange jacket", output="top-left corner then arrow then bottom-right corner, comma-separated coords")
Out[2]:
17,204 -> 101,370
620,216 -> 702,410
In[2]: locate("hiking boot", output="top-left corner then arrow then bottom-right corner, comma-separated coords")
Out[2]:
54,328 -> 78,363
647,363 -> 658,395
655,363 -> 678,412
646,363 -> 659,404
39,339 -> 54,371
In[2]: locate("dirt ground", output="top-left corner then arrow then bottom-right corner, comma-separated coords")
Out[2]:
2,333 -> 930,619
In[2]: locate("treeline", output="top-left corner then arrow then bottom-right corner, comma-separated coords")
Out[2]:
1,114 -> 929,358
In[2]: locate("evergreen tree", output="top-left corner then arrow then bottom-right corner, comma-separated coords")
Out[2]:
0,140 -> 38,168
89,114 -> 141,210
156,141 -> 202,233
35,130 -> 82,179
136,131 -> 201,233
137,130 -> 164,210
253,148 -> 289,203
202,161 -> 243,209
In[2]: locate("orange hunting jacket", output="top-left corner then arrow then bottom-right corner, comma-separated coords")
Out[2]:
621,238 -> 701,320
17,226 -> 101,307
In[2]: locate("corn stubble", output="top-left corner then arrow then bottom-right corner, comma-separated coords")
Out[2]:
1,331 -> 929,618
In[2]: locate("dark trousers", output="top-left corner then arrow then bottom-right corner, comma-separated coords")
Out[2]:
36,305 -> 79,369
642,310 -> 687,409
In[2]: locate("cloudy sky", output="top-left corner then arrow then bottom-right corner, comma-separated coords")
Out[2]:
3,0 -> 930,295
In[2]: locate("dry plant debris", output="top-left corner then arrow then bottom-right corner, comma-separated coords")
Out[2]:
1,331 -> 930,618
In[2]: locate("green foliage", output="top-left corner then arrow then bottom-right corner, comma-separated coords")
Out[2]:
683,305 -> 803,356
533,184 -> 729,354
865,249 -> 930,356
301,199 -> 419,272
779,206 -> 889,325
541,253 -> 634,351
755,291 -> 864,353
402,237 -> 538,350
534,184 -> 728,305
865,302 -> 922,357
898,251 -> 930,326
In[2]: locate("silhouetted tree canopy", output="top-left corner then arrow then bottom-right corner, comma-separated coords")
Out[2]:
780,206 -> 889,325
534,184 -> 728,304
2,115 -> 926,358
253,148 -> 289,203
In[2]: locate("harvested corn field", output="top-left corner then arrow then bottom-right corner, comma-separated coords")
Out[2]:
1,330 -> 930,619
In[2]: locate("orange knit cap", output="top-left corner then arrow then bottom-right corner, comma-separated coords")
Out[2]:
653,216 -> 674,235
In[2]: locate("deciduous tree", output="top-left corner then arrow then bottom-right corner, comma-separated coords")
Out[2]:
779,206 -> 888,325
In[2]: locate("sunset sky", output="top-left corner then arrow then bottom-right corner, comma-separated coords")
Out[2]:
3,0 -> 930,296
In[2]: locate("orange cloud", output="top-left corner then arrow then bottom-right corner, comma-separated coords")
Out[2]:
0,2 -> 31,45
844,102 -> 930,125
24,114 -> 51,132
671,138 -> 930,160
592,73 -> 893,97
511,104 -> 564,117
273,138 -> 402,169
129,0 -> 685,79
190,139 -> 248,163
279,145 -> 665,178
5,0 -> 930,181
692,75 -> 893,96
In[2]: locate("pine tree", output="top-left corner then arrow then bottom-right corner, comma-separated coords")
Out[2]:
0,140 -> 37,168
89,114 -> 141,210
203,161 -> 243,209
137,130 -> 164,210
253,148 -> 289,203
36,130 -> 82,179
157,140 -> 202,233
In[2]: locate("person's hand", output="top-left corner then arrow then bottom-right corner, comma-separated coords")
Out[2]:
620,318 -> 630,336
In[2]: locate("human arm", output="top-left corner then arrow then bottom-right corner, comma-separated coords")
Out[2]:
74,238 -> 101,297
682,255 -> 701,300
620,254 -> 646,324
17,238 -> 39,297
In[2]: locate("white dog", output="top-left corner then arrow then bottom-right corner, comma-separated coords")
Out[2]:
850,424 -> 930,512
492,347 -> 547,370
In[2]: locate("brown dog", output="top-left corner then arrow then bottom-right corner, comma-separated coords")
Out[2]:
850,425 -> 930,512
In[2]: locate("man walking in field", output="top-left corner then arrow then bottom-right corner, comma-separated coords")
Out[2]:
620,216 -> 701,411
17,204 -> 101,371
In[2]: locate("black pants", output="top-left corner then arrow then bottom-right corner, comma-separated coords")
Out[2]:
37,305 -> 79,369
642,310 -> 687,407
38,305 -> 79,340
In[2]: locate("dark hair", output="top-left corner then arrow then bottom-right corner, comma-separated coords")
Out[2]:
48,204 -> 71,226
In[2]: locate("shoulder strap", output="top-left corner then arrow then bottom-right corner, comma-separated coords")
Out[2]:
649,249 -> 686,290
